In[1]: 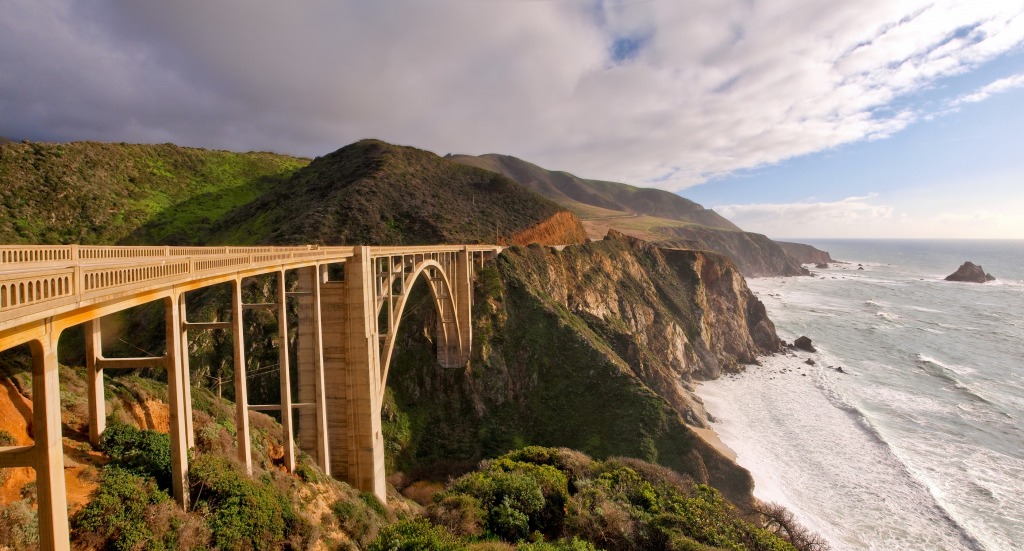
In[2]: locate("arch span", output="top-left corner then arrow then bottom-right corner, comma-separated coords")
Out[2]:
377,258 -> 465,391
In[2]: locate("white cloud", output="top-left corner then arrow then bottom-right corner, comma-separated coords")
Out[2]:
951,73 -> 1024,105
715,194 -> 896,236
1,0 -> 1023,190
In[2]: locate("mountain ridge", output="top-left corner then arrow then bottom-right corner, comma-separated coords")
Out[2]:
448,152 -> 824,277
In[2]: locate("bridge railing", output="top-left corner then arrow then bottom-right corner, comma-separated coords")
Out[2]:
0,244 -> 501,326
0,247 -> 351,322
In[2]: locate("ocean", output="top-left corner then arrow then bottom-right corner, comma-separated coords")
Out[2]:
698,239 -> 1024,551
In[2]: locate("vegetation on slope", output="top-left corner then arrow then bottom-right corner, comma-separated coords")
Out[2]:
387,446 -> 809,550
448,154 -> 739,232
448,153 -> 819,277
210,140 -> 583,246
0,140 -> 308,244
385,233 -> 782,512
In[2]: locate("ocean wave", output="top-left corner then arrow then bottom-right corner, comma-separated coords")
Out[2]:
814,368 -> 988,550
916,355 -> 991,406
876,311 -> 901,322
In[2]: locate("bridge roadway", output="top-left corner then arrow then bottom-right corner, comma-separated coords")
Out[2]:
0,243 -> 501,550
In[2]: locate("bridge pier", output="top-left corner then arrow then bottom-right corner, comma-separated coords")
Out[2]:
31,335 -> 71,551
164,293 -> 191,508
84,319 -> 104,447
342,246 -> 387,501
231,277 -> 253,474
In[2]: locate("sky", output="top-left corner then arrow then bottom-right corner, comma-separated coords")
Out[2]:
1,0 -> 1023,239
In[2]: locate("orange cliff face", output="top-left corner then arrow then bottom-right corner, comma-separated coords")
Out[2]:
506,211 -> 589,246
1,376 -> 99,512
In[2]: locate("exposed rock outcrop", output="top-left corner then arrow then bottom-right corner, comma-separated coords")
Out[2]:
658,227 -> 810,277
388,230 -> 781,506
945,261 -> 995,283
794,336 -> 816,352
776,241 -> 835,264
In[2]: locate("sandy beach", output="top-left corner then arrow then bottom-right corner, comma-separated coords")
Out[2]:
690,424 -> 738,461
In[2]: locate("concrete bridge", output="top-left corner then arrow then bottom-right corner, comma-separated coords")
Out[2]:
0,243 -> 500,550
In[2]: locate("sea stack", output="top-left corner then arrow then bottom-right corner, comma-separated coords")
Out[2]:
945,261 -> 995,283
794,335 -> 816,352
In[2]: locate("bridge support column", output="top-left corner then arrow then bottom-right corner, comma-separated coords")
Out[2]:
178,298 -> 195,449
277,271 -> 296,473
231,278 -> 253,474
165,294 -> 190,508
30,334 -> 71,551
343,247 -> 386,501
85,318 -> 104,447
455,247 -> 473,365
296,266 -> 330,474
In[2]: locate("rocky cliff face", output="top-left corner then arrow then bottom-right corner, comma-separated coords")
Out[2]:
507,210 -> 589,246
776,241 -> 834,265
658,226 -> 809,277
386,231 -> 782,506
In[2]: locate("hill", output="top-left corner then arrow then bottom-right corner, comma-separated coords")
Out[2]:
0,140 -> 308,244
449,153 -> 739,231
448,153 -> 816,277
211,140 -> 586,246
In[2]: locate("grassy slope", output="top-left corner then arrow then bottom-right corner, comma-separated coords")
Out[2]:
0,141 -> 308,245
448,153 -> 740,232
211,140 -> 574,246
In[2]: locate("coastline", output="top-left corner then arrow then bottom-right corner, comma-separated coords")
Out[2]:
690,424 -> 738,462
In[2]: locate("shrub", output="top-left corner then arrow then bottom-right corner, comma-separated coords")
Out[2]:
332,493 -> 387,545
0,500 -> 38,550
427,493 -> 486,537
368,519 -> 464,551
517,538 -> 599,551
490,496 -> 531,542
72,467 -> 177,551
100,422 -> 173,491
189,453 -> 309,550
0,428 -> 16,447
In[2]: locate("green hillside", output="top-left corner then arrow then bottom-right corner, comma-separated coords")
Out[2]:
448,153 -> 740,231
448,153 -> 816,277
210,140 -> 572,246
0,140 -> 308,244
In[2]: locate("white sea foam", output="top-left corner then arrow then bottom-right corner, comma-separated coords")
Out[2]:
737,242 -> 1024,550
700,355 -> 980,550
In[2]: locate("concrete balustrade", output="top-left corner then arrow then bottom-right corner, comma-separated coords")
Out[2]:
0,243 -> 501,550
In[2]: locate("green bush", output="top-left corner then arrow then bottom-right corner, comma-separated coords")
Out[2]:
428,493 -> 486,537
99,423 -> 173,491
490,496 -> 531,542
189,453 -> 309,550
72,467 -> 176,551
368,519 -> 464,551
517,538 -> 599,551
332,492 -> 388,545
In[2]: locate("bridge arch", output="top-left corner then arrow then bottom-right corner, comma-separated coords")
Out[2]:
377,258 -> 464,398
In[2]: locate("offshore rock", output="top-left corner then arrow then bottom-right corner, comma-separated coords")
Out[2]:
794,336 -> 816,352
945,261 -> 995,283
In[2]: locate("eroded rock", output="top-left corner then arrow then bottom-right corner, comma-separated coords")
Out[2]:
945,261 -> 995,283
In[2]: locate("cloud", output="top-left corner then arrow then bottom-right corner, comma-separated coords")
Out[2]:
715,194 -> 894,230
951,73 -> 1024,105
1,0 -> 1023,189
